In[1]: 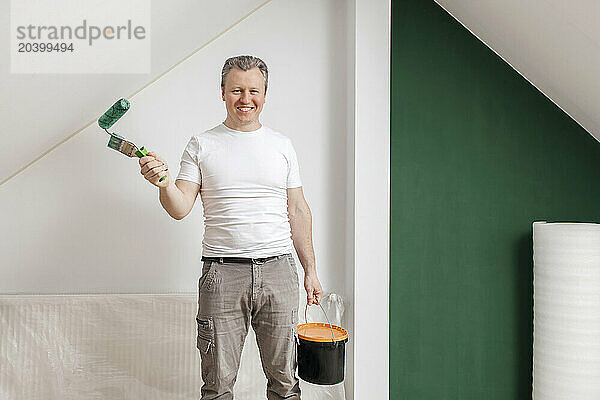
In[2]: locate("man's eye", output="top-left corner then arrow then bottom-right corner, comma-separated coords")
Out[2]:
233,90 -> 241,93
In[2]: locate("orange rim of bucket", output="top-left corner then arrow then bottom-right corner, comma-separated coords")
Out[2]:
297,322 -> 349,343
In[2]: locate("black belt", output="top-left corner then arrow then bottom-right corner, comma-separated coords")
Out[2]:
201,254 -> 286,264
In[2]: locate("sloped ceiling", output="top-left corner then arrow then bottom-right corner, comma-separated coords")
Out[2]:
435,0 -> 600,142
0,0 -> 267,181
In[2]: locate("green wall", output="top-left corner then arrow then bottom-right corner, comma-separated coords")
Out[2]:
390,1 -> 600,399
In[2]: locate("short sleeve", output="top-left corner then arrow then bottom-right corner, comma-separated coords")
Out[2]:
286,139 -> 302,188
175,136 -> 202,185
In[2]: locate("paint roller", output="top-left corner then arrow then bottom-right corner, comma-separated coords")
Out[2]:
98,99 -> 166,182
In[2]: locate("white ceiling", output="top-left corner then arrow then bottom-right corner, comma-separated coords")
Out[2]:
435,0 -> 600,142
0,0 -> 266,181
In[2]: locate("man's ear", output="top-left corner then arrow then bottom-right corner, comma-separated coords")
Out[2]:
221,88 -> 225,101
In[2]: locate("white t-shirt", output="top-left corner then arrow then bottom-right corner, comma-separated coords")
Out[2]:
176,123 -> 302,258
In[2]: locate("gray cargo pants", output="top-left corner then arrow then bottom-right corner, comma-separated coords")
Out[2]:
196,254 -> 300,399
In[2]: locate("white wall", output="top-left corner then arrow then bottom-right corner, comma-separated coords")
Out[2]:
350,0 -> 390,398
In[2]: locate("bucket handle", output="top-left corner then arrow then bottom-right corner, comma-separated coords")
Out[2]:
304,303 -> 336,343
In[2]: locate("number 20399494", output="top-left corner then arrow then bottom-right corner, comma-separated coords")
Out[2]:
18,42 -> 74,52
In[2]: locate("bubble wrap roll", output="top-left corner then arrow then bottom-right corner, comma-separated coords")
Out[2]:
533,222 -> 600,399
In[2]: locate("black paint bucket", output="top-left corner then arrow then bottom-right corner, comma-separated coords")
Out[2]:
296,304 -> 349,385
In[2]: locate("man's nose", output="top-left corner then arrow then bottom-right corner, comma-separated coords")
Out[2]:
241,91 -> 251,103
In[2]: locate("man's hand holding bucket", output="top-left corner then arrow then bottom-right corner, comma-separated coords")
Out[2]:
305,272 -> 323,305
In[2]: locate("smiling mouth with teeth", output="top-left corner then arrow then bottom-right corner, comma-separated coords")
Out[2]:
237,106 -> 254,112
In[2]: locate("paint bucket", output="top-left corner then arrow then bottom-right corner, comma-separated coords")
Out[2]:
297,303 -> 349,385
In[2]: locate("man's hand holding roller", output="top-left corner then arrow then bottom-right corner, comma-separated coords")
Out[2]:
139,152 -> 170,188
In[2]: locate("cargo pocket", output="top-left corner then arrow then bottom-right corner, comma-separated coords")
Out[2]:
196,315 -> 216,385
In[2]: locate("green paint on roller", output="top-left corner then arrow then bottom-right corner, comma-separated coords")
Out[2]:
100,99 -> 167,183
98,99 -> 130,129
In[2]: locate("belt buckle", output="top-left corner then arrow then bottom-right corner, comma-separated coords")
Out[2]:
255,255 -> 279,264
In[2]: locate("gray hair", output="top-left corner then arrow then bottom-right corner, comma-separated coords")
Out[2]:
221,55 -> 269,93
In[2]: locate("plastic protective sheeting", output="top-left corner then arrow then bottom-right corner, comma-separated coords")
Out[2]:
0,293 -> 347,399
533,222 -> 600,399
0,294 -> 202,400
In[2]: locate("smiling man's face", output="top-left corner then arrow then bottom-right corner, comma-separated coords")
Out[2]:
222,66 -> 266,131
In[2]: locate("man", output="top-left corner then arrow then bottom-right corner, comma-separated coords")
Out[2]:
138,55 -> 323,399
